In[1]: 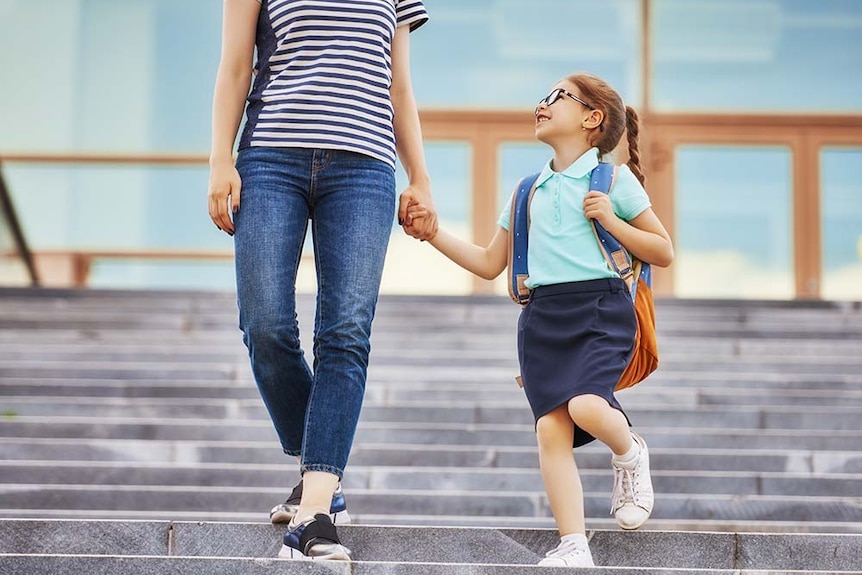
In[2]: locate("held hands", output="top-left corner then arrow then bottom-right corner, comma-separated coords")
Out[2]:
403,199 -> 432,239
398,182 -> 438,241
583,191 -> 617,230
208,159 -> 241,236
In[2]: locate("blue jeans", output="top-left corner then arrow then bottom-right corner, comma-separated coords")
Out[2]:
233,146 -> 396,479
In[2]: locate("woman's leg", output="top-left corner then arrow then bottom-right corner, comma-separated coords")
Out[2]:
234,147 -> 314,459
295,149 -> 396,519
536,405 -> 586,536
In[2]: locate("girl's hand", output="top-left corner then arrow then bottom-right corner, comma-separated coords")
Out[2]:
208,160 -> 241,236
406,200 -> 430,221
403,200 -> 434,240
398,183 -> 438,240
583,191 -> 616,229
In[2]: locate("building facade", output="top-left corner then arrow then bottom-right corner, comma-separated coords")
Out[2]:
1,0 -> 860,300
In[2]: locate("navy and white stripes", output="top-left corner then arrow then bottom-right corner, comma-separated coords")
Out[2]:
242,0 -> 428,168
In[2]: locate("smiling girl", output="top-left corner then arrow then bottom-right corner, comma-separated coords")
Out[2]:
407,72 -> 674,567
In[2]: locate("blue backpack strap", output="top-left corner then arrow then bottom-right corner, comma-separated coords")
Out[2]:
507,172 -> 540,305
589,162 -> 650,301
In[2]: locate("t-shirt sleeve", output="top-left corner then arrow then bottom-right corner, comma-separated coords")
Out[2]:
611,164 -> 651,222
396,0 -> 429,31
498,190 -> 514,231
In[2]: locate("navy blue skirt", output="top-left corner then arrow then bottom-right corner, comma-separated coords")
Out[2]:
517,278 -> 636,447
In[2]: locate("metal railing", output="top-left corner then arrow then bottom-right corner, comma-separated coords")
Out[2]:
0,161 -> 39,286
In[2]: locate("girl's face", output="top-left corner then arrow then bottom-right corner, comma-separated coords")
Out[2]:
534,81 -> 594,144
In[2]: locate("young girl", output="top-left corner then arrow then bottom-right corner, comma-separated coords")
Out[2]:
407,73 -> 674,567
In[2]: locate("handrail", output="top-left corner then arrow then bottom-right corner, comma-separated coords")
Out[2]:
0,153 -> 208,164
0,161 -> 39,286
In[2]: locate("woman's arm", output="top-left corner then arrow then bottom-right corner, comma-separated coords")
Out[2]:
390,24 -> 438,239
428,227 -> 510,281
207,0 -> 259,236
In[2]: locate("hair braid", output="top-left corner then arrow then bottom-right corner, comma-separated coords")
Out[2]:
625,105 -> 645,187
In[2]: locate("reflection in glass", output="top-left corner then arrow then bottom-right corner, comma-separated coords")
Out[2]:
411,0 -> 642,108
675,146 -> 793,299
652,0 -> 862,112
494,143 -> 557,295
4,163 -> 234,289
0,0 -> 221,152
821,148 -> 862,301
388,143 -> 475,294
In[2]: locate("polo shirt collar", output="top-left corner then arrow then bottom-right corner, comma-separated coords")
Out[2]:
535,147 -> 601,187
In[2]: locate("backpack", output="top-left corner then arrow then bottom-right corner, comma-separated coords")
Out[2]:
507,162 -> 658,391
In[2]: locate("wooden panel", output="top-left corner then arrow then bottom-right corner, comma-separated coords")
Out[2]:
795,135 -> 820,298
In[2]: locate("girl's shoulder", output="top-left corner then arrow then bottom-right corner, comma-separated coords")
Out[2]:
614,163 -> 636,182
612,163 -> 645,193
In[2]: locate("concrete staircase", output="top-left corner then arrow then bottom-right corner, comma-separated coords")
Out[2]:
1,287 -> 861,573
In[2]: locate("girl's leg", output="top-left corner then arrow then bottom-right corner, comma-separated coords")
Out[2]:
568,393 -> 654,530
536,406 -> 595,567
567,394 -> 632,455
536,405 -> 585,535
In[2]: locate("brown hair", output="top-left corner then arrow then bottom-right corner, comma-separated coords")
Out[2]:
567,73 -> 645,186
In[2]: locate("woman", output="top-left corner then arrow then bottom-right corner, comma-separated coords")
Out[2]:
207,0 -> 436,560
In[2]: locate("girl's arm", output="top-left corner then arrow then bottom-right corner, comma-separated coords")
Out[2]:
428,227 -> 510,281
390,25 -> 437,239
584,193 -> 674,267
207,0 -> 259,235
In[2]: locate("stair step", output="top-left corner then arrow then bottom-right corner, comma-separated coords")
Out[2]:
3,438 -> 860,472
2,461 -> 859,496
1,520 -> 861,571
2,485 -> 860,524
3,417 -> 861,450
2,396 -> 861,431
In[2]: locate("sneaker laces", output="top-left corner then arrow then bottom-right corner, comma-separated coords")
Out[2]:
611,464 -> 637,513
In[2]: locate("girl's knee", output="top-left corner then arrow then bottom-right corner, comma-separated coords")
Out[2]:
536,408 -> 573,448
568,394 -> 612,421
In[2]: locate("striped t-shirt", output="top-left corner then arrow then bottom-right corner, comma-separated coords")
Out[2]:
239,0 -> 429,168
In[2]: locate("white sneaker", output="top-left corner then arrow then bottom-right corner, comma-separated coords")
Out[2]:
538,539 -> 595,567
611,431 -> 654,530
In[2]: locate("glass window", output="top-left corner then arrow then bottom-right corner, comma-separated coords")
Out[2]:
674,146 -> 793,299
0,0 -> 642,153
498,143 -> 551,211
821,148 -> 862,301
0,176 -> 32,286
4,162 -> 235,289
5,163 -> 224,250
89,259 -> 235,291
652,0 -> 862,112
493,142 -> 551,294
387,142 -> 473,294
413,0 -> 642,109
0,0 -> 221,152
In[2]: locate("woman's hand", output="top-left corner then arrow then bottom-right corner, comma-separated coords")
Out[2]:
402,199 -> 433,240
208,159 -> 241,236
399,182 -> 438,240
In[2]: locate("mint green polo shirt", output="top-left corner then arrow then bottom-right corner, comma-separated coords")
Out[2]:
498,147 -> 651,289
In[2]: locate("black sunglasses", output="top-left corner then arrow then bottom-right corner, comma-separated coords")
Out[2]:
535,88 -> 595,115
